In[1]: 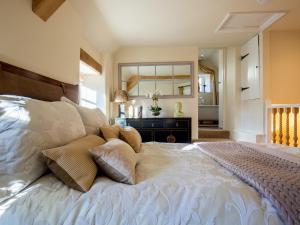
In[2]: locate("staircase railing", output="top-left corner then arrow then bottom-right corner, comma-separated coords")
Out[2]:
269,104 -> 300,147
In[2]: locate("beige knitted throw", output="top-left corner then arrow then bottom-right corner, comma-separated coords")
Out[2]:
197,142 -> 300,225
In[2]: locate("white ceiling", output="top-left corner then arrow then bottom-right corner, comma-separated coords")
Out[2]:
69,0 -> 118,52
70,0 -> 300,51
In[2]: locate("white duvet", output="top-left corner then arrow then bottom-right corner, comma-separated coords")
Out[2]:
0,142 -> 283,225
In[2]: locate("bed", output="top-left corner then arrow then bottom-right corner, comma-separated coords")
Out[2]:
0,62 -> 298,225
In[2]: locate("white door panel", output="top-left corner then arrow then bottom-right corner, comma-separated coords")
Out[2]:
241,35 -> 260,100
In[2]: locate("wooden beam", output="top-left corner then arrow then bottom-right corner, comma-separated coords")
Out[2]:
32,0 -> 66,22
126,75 -> 191,91
129,75 -> 190,80
80,49 -> 102,74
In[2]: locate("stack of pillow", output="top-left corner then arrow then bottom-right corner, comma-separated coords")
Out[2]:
0,95 -> 142,202
41,97 -> 142,192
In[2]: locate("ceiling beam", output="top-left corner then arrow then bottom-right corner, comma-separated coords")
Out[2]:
32,0 -> 66,22
80,49 -> 102,74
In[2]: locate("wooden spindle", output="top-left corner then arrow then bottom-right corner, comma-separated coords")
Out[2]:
278,108 -> 284,144
272,108 -> 277,143
285,108 -> 291,146
292,107 -> 299,147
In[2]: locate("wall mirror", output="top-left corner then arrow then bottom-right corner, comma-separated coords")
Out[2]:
119,62 -> 194,98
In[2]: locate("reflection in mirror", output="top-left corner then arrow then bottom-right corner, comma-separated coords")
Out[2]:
174,65 -> 191,75
139,66 -> 155,76
138,66 -> 156,96
156,80 -> 173,95
121,66 -> 138,82
139,80 -> 155,96
155,65 -> 173,96
174,79 -> 191,96
128,83 -> 138,96
198,74 -> 211,93
121,81 -> 127,91
119,62 -> 193,98
121,66 -> 139,95
156,65 -> 172,76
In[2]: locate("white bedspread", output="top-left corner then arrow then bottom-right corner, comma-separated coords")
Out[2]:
0,143 -> 283,225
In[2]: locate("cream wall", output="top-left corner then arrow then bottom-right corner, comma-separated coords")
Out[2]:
113,46 -> 199,139
0,0 -> 82,84
81,38 -> 103,64
264,30 -> 300,104
0,0 -> 114,116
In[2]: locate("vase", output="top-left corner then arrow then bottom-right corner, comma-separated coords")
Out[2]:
152,111 -> 160,116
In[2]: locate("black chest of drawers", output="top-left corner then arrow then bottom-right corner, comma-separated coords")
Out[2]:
125,117 -> 191,143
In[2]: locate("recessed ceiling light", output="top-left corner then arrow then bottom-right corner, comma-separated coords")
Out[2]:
216,11 -> 286,33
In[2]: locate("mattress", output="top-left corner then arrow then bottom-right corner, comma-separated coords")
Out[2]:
0,142 -> 283,225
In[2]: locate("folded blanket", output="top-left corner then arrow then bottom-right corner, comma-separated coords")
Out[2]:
197,142 -> 300,225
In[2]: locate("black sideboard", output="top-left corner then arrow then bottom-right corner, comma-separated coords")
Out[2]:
123,117 -> 191,143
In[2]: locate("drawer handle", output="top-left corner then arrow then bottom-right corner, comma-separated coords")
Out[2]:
152,123 -> 154,127
167,135 -> 176,143
176,122 -> 179,127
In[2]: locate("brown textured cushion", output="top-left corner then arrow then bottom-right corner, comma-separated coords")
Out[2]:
42,135 -> 106,192
100,124 -> 121,140
90,139 -> 137,184
119,127 -> 142,153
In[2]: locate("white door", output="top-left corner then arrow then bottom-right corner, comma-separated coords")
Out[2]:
241,35 -> 260,100
218,49 -> 225,128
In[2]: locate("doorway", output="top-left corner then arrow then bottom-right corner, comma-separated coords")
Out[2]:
197,48 -> 228,139
198,49 -> 223,128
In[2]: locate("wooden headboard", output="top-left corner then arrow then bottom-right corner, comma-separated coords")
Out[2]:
0,61 -> 79,103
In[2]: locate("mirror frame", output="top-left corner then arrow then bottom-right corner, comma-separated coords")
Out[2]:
118,61 -> 194,99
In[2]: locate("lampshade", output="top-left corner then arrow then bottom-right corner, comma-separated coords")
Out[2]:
114,90 -> 128,103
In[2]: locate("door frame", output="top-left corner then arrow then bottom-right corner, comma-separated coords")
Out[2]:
218,48 -> 226,129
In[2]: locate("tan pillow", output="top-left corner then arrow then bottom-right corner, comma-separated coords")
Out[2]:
42,135 -> 106,192
100,124 -> 121,140
90,139 -> 136,185
119,127 -> 142,153
61,96 -> 108,135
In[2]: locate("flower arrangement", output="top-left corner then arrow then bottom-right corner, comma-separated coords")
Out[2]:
147,90 -> 162,116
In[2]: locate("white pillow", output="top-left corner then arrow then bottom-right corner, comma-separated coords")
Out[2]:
0,95 -> 86,203
61,96 -> 108,135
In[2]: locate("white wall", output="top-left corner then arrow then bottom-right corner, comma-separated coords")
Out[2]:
113,46 -> 199,139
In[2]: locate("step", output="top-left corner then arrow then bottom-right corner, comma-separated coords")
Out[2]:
198,128 -> 230,139
193,138 -> 231,143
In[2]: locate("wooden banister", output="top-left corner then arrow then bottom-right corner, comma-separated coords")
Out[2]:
278,108 -> 284,144
272,108 -> 277,144
285,108 -> 291,146
292,107 -> 299,147
269,105 -> 299,147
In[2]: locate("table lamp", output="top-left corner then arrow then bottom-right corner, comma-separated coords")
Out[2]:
114,90 -> 128,118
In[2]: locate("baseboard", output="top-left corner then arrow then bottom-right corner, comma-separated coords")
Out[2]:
231,130 -> 266,143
